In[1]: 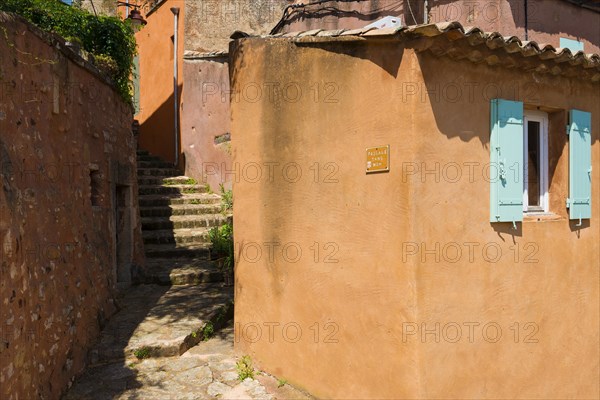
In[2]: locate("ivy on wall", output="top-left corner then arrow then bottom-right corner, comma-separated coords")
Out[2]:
0,0 -> 137,104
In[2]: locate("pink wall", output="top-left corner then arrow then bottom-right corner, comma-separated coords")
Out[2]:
181,55 -> 232,190
282,0 -> 599,53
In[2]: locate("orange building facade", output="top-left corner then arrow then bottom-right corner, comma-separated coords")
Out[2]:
230,21 -> 599,400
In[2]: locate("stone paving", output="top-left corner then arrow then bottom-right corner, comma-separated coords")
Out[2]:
63,284 -> 312,400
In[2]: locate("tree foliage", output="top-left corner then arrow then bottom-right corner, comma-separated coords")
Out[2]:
1,0 -> 137,103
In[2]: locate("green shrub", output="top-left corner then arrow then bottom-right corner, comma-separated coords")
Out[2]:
209,222 -> 233,260
0,0 -> 137,104
209,184 -> 234,270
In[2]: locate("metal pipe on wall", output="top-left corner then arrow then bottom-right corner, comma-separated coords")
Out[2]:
524,0 -> 529,40
424,0 -> 428,24
171,7 -> 180,166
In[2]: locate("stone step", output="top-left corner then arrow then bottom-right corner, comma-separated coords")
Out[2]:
138,175 -> 201,186
137,160 -> 174,168
142,228 -> 212,245
140,203 -> 221,218
142,214 -> 227,230
137,167 -> 181,177
138,193 -> 221,207
145,243 -> 212,259
138,184 -> 208,196
143,258 -> 224,285
88,284 -> 234,366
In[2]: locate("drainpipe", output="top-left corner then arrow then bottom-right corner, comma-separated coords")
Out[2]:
424,0 -> 428,24
524,0 -> 528,40
125,0 -> 129,18
171,7 -> 180,167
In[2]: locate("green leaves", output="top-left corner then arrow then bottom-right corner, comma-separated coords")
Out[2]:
209,222 -> 233,259
0,0 -> 137,104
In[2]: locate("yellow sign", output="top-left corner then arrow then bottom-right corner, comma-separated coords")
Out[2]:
366,145 -> 390,173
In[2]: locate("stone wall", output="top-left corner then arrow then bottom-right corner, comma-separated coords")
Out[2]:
79,0 -> 117,16
184,0 -> 289,53
0,12 -> 144,399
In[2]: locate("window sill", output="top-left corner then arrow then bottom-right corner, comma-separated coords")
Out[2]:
523,213 -> 564,222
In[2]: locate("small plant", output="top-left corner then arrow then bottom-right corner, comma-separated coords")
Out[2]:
201,321 -> 214,341
219,183 -> 233,215
215,304 -> 229,323
189,199 -> 202,204
133,346 -> 153,360
208,223 -> 233,258
236,355 -> 255,381
183,178 -> 198,185
277,378 -> 288,388
182,187 -> 198,194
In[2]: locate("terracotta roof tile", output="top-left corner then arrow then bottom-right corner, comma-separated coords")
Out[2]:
254,21 -> 599,71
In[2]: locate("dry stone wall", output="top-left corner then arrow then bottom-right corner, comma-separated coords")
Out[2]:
0,12 -> 144,400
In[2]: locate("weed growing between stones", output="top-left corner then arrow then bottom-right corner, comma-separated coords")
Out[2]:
201,321 -> 214,341
219,183 -> 233,214
133,346 -> 153,360
236,355 -> 255,381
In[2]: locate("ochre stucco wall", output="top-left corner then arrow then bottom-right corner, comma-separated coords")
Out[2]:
181,56 -> 232,190
0,13 -> 144,400
135,0 -> 185,164
230,37 -> 599,399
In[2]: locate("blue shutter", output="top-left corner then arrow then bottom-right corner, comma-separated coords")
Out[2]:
568,109 -> 592,220
559,38 -> 584,53
490,99 -> 524,224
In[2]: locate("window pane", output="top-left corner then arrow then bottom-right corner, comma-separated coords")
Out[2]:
527,121 -> 540,207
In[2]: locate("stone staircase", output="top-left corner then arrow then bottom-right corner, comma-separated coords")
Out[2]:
79,149 -> 233,370
136,149 -> 227,285
65,151 -> 312,399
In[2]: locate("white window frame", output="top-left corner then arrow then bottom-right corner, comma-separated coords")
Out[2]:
523,110 -> 549,213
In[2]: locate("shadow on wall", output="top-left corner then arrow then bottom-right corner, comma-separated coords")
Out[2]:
137,83 -> 183,166
294,40 -> 404,78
